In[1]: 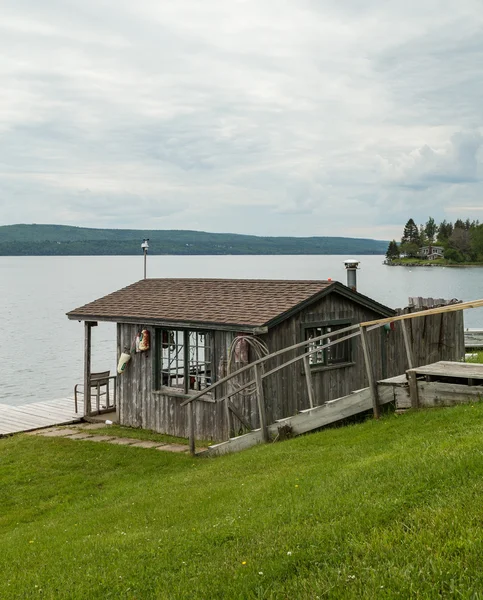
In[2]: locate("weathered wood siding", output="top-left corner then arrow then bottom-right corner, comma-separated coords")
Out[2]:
116,325 -> 233,441
116,292 -> 464,441
258,292 -> 385,425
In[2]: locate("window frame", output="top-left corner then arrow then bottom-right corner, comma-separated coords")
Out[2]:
302,319 -> 355,372
154,328 -> 214,396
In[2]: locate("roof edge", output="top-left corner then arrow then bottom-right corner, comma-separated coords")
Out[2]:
263,281 -> 394,328
66,312 -> 268,333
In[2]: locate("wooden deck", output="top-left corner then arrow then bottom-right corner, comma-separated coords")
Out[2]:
0,397 -> 83,437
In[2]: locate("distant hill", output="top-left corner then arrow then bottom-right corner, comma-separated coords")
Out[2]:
0,224 -> 388,256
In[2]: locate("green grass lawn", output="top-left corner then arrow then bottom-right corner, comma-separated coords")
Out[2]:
3,405 -> 483,599
466,350 -> 483,364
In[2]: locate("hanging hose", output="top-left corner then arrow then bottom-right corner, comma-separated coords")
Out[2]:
227,335 -> 270,396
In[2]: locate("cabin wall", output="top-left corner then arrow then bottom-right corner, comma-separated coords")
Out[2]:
116,324 -> 233,442
116,294 -> 464,441
255,296 -> 464,425
258,293 -> 385,424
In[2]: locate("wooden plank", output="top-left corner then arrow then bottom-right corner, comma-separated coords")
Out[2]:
360,326 -> 380,418
411,361 -> 483,378
204,429 -> 264,456
378,374 -> 408,386
0,398 -> 82,437
227,399 -> 252,430
302,355 -> 315,408
254,364 -> 269,443
361,298 -> 483,328
205,386 -> 394,456
407,370 -> 420,409
418,381 -> 483,407
2,403 -> 75,419
401,320 -> 415,369
188,401 -> 195,456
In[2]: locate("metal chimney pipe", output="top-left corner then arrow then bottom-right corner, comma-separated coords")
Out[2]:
344,259 -> 360,291
141,239 -> 149,279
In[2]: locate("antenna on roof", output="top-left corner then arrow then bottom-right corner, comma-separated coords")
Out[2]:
141,239 -> 149,279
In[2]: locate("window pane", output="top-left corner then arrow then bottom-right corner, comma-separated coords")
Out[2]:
305,323 -> 351,367
157,329 -> 213,391
160,330 -> 185,389
188,331 -> 212,390
307,326 -> 324,366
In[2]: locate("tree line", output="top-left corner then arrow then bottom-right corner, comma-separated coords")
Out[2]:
386,218 -> 483,263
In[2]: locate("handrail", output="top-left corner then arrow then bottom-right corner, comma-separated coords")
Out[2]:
360,298 -> 483,328
180,323 -> 360,406
182,298 -> 483,408
213,329 -> 363,405
185,297 -> 483,454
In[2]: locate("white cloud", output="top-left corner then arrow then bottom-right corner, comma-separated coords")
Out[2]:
0,0 -> 482,237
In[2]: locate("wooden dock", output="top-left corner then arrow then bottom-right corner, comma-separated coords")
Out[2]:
0,397 -> 83,437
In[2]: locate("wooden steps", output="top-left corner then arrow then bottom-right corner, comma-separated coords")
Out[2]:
0,397 -> 83,436
203,386 -> 394,457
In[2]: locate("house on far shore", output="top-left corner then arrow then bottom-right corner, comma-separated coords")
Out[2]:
420,245 -> 444,260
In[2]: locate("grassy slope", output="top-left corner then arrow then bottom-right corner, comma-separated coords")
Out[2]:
2,406 -> 483,599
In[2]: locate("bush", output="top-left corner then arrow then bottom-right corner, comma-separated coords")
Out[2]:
444,248 -> 465,263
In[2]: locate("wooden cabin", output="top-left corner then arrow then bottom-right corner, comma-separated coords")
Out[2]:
67,278 -> 464,441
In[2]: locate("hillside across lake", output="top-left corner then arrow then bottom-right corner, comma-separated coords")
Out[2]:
0,224 -> 388,256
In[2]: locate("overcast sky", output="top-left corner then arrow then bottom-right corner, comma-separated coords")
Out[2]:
1,1 -> 482,239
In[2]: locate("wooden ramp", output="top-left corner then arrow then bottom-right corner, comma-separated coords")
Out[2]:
0,397 -> 83,437
203,385 -> 395,457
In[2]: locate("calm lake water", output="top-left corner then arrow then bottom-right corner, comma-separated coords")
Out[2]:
1,255 -> 483,406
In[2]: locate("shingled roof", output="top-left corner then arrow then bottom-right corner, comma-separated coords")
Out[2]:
67,278 -> 393,330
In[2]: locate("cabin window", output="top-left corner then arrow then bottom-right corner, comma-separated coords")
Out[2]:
304,322 -> 352,368
155,329 -> 213,392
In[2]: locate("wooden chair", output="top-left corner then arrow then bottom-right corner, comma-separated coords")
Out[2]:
74,371 -> 115,415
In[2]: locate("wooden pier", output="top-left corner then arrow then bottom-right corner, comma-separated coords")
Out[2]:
0,397 -> 83,437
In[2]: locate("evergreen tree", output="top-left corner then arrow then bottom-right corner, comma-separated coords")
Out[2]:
401,218 -> 420,245
424,217 -> 438,243
437,220 -> 453,244
385,240 -> 400,260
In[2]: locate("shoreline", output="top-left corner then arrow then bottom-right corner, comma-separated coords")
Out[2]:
386,261 -> 483,268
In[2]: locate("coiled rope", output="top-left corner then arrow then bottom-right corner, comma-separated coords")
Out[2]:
227,335 -> 270,396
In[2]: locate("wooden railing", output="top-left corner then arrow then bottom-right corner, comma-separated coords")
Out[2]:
182,298 -> 483,455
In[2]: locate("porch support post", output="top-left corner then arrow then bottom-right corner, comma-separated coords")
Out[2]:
188,401 -> 195,456
360,325 -> 380,419
84,321 -> 97,416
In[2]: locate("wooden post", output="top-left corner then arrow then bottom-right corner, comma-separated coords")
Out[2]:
360,325 -> 380,419
303,355 -> 315,408
188,400 -> 195,456
407,370 -> 420,409
83,322 -> 95,417
401,320 -> 415,370
224,379 -> 234,438
254,364 -> 269,442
